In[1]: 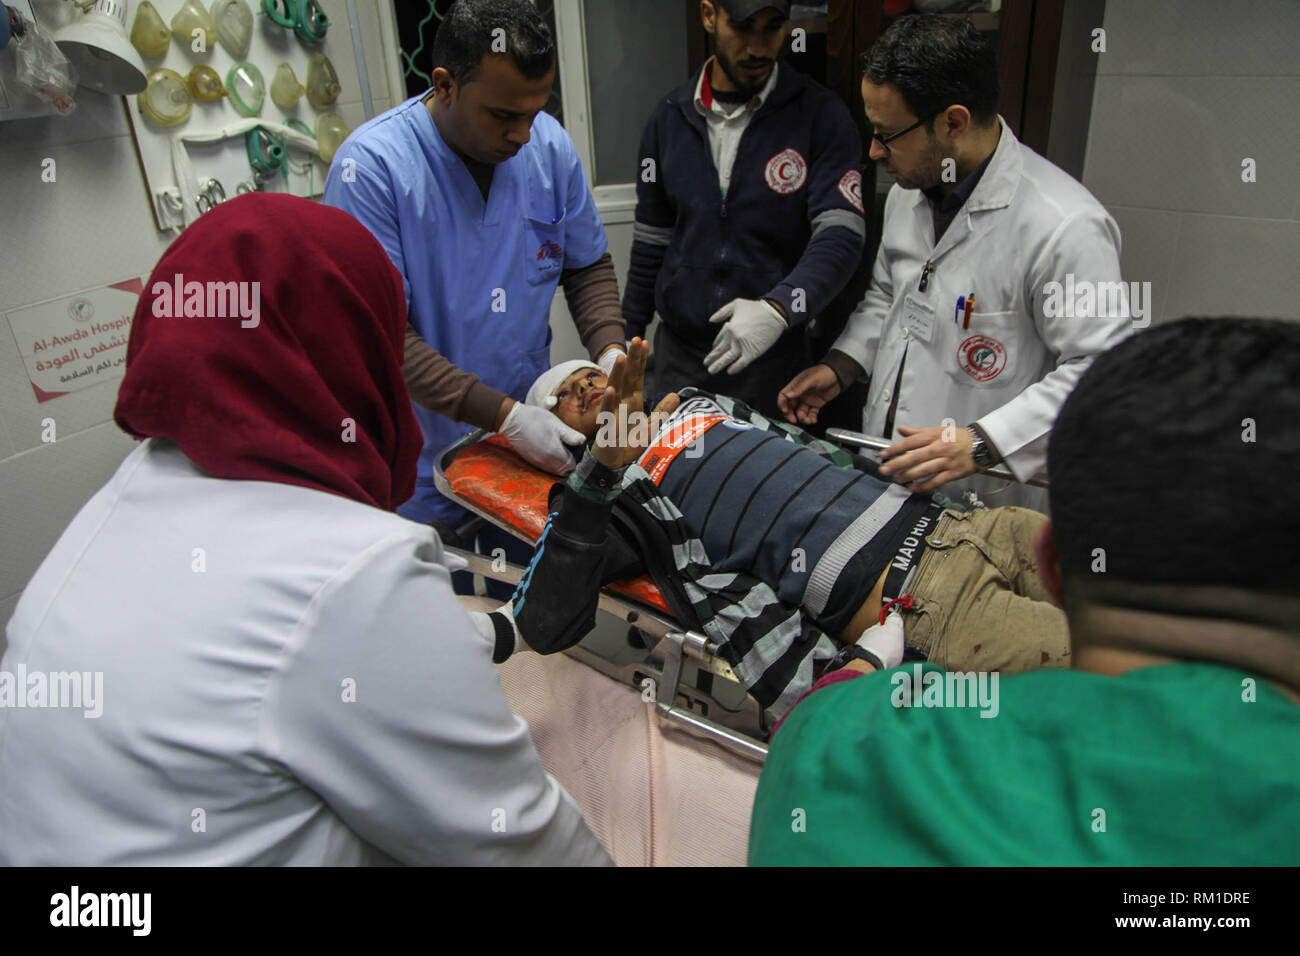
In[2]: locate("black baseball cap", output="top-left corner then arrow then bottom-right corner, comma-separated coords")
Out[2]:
718,0 -> 791,21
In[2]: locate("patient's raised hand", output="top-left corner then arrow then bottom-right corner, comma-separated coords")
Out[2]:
592,337 -> 680,470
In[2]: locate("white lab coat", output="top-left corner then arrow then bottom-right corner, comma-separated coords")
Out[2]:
833,119 -> 1133,509
0,439 -> 610,866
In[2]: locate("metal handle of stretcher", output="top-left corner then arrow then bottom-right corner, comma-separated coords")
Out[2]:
446,546 -> 769,764
826,428 -> 1050,489
432,430 -> 769,764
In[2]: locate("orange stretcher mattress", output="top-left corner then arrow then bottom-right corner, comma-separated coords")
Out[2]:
443,434 -> 671,614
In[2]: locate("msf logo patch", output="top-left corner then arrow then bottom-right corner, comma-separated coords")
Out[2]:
537,240 -> 563,262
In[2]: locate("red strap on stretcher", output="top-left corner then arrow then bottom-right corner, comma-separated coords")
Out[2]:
878,593 -> 915,626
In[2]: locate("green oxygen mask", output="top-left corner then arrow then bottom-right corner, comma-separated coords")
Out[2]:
263,0 -> 329,45
226,61 -> 265,117
245,125 -> 285,175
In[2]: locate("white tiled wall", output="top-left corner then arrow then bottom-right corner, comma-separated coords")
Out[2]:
0,0 -> 398,649
1082,0 -> 1300,327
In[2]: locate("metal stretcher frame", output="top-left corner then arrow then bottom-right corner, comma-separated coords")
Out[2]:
827,428 -> 1051,489
432,426 -> 1049,765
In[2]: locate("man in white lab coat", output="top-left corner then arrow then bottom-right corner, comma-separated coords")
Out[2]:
779,15 -> 1133,510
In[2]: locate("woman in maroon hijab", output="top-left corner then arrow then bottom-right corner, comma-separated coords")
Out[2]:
0,195 -> 609,867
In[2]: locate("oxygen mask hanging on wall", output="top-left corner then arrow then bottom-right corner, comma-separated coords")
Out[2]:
138,67 -> 193,126
270,62 -> 305,107
304,51 -> 339,109
314,111 -> 349,164
226,60 -> 265,116
263,0 -> 329,46
170,0 -> 215,46
130,1 -> 170,58
246,125 -> 284,177
212,0 -> 254,59
186,65 -> 225,102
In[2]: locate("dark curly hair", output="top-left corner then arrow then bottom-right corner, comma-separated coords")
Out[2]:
433,0 -> 555,84
1049,317 -> 1300,597
862,14 -> 1000,125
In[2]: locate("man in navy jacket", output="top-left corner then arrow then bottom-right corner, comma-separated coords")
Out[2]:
622,0 -> 866,420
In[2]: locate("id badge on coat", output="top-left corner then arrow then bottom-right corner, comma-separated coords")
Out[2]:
902,293 -> 936,344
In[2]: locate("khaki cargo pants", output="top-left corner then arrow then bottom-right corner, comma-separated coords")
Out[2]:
902,507 -> 1070,673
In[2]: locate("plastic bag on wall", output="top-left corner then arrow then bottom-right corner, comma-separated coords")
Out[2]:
9,14 -> 77,115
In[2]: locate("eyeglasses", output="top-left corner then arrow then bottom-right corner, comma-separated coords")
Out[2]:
871,112 -> 937,153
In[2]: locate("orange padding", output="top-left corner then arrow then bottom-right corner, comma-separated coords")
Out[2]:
445,434 -> 670,614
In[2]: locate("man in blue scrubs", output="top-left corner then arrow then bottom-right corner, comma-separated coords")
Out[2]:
324,0 -> 625,584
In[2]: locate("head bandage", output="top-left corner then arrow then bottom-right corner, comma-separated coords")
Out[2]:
525,360 -> 604,410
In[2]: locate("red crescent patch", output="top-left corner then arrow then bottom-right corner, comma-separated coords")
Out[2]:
957,334 -> 1008,383
765,148 -> 808,194
837,169 -> 864,213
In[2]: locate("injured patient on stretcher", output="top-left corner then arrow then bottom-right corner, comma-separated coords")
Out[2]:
484,340 -> 1069,719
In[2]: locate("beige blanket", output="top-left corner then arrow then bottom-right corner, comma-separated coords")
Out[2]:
498,651 -> 761,866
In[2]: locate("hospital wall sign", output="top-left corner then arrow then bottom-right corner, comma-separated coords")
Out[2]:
5,277 -> 145,403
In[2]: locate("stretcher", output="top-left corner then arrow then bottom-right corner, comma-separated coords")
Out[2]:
433,427 -> 1050,765
434,429 -> 771,763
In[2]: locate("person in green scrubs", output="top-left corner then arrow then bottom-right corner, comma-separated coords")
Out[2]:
750,317 -> 1300,866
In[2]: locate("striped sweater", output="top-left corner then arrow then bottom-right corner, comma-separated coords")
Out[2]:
507,388 -> 935,720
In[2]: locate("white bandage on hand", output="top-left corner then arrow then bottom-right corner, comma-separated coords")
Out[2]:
704,298 -> 787,375
856,611 -> 906,671
499,402 -> 586,475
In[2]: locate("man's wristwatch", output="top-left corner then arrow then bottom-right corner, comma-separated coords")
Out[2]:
826,643 -> 884,674
967,427 -> 999,469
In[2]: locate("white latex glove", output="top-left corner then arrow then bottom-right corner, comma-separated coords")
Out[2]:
499,402 -> 585,475
597,346 -> 624,376
704,298 -> 787,375
856,610 -> 906,670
